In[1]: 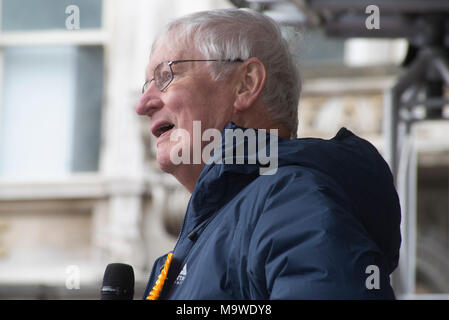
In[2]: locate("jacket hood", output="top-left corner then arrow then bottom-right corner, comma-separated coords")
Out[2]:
190,122 -> 401,274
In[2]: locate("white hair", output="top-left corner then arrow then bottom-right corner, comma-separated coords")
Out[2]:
152,8 -> 301,138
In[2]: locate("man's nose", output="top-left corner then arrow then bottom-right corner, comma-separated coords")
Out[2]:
136,83 -> 163,116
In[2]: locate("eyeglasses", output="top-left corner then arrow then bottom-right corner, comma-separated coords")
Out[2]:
141,59 -> 244,93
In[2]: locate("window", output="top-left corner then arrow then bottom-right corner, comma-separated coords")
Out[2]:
299,28 -> 345,66
2,0 -> 102,31
0,0 -> 104,178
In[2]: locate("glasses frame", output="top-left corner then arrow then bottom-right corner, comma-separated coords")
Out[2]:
142,58 -> 244,93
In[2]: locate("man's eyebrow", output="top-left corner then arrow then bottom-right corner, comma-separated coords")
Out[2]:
145,67 -> 154,82
145,60 -> 163,80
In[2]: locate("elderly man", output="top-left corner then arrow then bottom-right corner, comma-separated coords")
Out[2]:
136,8 -> 401,300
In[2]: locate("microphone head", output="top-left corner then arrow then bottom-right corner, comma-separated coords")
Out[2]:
101,263 -> 135,300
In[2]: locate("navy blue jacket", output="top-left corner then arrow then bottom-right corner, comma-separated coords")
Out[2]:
143,123 -> 401,299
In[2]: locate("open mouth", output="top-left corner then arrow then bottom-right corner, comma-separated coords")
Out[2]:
154,123 -> 175,138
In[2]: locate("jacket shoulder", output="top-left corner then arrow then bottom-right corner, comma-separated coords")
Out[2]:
245,166 -> 394,299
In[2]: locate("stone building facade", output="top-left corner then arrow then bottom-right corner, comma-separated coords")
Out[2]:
0,0 -> 447,299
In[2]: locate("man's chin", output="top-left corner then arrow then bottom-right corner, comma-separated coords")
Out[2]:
156,153 -> 176,174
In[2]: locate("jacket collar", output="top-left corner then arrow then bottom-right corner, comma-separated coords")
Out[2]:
186,122 -> 273,228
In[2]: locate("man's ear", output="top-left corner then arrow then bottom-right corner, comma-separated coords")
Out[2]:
233,57 -> 267,112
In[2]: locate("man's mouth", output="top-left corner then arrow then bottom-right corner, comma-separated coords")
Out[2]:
152,122 -> 175,138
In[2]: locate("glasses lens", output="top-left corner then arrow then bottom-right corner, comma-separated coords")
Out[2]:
155,62 -> 173,91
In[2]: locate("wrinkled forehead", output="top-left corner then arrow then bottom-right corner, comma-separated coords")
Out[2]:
150,24 -> 191,57
146,32 -> 199,79
146,41 -> 172,76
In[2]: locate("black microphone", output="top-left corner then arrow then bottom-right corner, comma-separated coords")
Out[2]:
101,263 -> 135,300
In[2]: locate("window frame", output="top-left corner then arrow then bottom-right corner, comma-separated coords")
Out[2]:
0,0 -> 110,186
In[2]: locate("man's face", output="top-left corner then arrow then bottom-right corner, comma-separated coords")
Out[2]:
136,41 -> 235,174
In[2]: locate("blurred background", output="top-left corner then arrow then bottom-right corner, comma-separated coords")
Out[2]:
0,0 -> 447,299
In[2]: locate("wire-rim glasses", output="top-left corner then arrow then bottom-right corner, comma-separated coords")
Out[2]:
141,59 -> 244,93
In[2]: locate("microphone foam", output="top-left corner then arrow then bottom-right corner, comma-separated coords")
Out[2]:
101,263 -> 135,300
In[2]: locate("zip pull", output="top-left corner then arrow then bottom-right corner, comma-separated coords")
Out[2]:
187,231 -> 198,242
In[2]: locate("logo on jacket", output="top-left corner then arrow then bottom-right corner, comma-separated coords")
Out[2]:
175,264 -> 187,286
